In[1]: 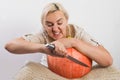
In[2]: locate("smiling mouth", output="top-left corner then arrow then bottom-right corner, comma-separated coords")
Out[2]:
53,32 -> 60,36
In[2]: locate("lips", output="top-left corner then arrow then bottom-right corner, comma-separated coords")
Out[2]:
53,32 -> 62,39
53,32 -> 60,36
54,32 -> 60,35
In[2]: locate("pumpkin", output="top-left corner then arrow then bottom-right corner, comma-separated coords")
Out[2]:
47,48 -> 92,79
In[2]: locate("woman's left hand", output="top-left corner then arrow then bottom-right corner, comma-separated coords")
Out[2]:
56,38 -> 75,48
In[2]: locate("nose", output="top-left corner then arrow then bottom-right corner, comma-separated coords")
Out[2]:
52,24 -> 59,31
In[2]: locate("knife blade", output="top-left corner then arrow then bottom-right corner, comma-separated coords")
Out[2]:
45,43 -> 89,67
66,55 -> 89,67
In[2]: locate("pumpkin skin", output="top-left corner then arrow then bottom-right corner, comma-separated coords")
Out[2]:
47,48 -> 92,79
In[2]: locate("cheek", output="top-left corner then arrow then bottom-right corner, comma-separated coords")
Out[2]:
62,23 -> 67,31
44,27 -> 52,34
46,29 -> 52,34
61,25 -> 66,34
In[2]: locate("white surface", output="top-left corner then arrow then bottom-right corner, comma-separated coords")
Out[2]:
0,0 -> 120,80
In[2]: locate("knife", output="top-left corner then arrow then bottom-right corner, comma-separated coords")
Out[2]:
66,55 -> 89,67
45,43 -> 89,67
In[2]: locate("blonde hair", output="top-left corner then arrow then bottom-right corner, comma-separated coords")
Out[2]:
41,2 -> 69,26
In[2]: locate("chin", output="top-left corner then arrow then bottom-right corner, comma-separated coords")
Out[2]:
53,36 -> 64,40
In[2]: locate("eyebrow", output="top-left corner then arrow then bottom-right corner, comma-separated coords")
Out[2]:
57,18 -> 63,22
45,18 -> 63,23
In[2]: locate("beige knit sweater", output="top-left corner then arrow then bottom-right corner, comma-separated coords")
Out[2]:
14,61 -> 120,80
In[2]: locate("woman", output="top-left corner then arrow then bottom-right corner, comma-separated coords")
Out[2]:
5,2 -> 112,67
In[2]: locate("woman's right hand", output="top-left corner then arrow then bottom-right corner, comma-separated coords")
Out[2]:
45,41 -> 67,57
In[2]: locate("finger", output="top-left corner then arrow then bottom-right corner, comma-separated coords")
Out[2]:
61,48 -> 67,56
52,50 -> 65,57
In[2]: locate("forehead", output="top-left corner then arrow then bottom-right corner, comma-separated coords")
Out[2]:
45,11 -> 66,21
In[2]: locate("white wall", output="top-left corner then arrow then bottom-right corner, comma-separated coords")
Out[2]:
0,0 -> 120,80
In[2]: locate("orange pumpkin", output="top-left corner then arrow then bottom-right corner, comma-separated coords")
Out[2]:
47,48 -> 92,79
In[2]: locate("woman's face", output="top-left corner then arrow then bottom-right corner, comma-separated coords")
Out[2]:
43,11 -> 68,40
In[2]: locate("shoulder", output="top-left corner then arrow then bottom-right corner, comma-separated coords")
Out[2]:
68,24 -> 85,37
22,31 -> 48,43
68,24 -> 84,32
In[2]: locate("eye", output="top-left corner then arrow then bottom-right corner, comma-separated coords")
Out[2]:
58,22 -> 62,25
47,23 -> 54,27
57,20 -> 63,25
45,22 -> 54,27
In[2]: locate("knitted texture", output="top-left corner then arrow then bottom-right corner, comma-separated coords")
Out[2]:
14,61 -> 120,80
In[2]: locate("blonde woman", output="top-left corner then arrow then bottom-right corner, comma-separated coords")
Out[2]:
5,2 -> 112,76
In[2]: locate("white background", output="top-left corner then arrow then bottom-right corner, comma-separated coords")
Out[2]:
0,0 -> 120,80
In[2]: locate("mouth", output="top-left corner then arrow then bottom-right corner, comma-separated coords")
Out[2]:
53,32 -> 60,36
52,32 -> 62,39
